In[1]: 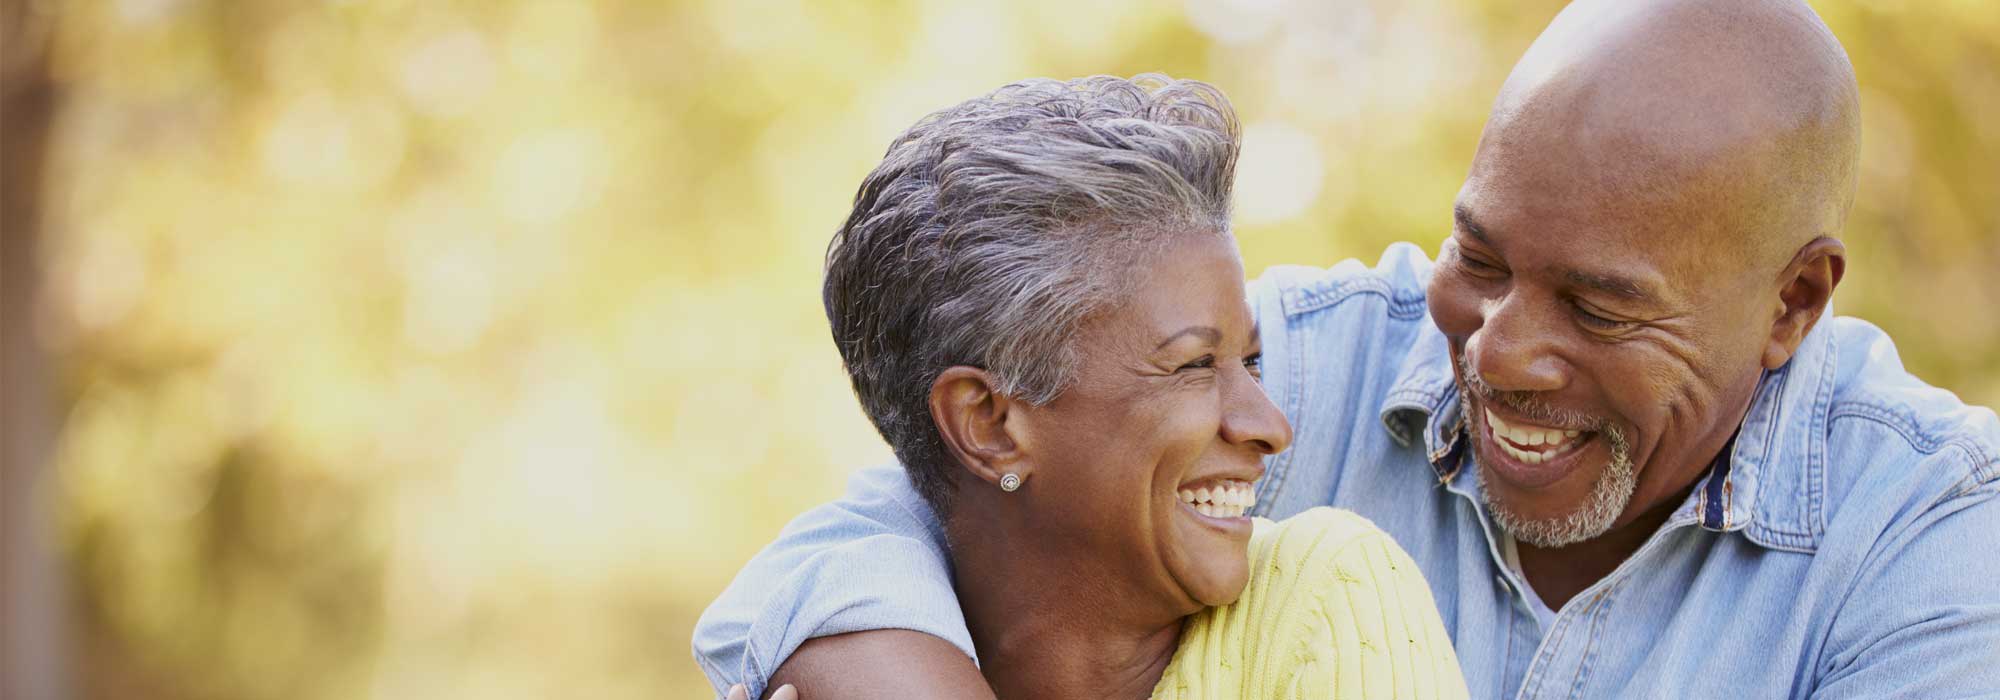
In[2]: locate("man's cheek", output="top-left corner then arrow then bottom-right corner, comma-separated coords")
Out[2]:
1427,278 -> 1485,339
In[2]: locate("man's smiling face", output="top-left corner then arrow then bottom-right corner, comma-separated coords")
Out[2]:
1427,185 -> 1771,547
1423,68 -> 1781,548
1420,0 -> 1861,550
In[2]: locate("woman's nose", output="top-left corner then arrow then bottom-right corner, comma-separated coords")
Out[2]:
1221,370 -> 1293,455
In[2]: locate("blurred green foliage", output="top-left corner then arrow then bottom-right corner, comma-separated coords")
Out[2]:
35,0 -> 1997,698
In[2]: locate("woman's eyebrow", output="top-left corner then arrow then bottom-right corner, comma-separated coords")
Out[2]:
1154,326 -> 1222,351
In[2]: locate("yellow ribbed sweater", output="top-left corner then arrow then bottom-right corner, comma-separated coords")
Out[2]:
1151,507 -> 1469,700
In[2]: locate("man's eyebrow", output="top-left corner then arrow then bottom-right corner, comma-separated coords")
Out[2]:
1564,268 -> 1653,301
1454,203 -> 1489,244
1155,326 -> 1222,351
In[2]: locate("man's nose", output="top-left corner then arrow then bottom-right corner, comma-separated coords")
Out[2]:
1222,371 -> 1293,456
1466,295 -> 1569,394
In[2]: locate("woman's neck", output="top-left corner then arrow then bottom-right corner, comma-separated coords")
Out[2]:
946,506 -> 1186,699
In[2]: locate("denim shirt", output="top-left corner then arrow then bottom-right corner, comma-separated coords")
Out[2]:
693,244 -> 2000,699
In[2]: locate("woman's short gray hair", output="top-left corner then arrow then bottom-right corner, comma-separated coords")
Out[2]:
823,74 -> 1240,515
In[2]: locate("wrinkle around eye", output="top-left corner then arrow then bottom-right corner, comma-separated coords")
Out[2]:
1569,296 -> 1677,340
1176,354 -> 1217,372
1460,254 -> 1507,277
1444,251 -> 1509,285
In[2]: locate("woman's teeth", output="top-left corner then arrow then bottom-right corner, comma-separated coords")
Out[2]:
1178,480 -> 1255,519
1485,408 -> 1586,465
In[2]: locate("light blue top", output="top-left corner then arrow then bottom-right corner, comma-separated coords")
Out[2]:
693,244 -> 2000,699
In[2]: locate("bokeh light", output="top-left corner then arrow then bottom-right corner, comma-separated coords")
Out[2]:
3,1 -> 1995,698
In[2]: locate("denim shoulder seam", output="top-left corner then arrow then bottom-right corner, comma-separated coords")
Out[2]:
1812,443 -> 2000,681
1939,442 -> 2000,501
1827,403 -> 1951,455
1823,408 -> 1997,526
1280,275 -> 1428,320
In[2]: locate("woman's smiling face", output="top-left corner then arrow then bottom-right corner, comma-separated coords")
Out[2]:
1010,231 -> 1292,613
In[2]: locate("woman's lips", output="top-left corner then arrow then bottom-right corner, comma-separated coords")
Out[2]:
1177,479 -> 1255,519
1479,407 -> 1596,489
1179,501 -> 1255,535
1176,479 -> 1255,535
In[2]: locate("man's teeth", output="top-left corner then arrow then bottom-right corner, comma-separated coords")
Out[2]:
1485,408 -> 1584,465
1178,480 -> 1255,518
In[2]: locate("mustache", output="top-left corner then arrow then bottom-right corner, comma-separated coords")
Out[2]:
1455,354 -> 1609,433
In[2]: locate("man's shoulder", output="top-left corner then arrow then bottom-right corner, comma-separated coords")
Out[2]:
1819,316 -> 2000,533
1245,244 -> 1449,516
1247,241 -> 1442,402
1251,242 -> 1435,322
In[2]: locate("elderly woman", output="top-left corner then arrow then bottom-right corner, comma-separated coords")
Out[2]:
767,75 -> 1466,699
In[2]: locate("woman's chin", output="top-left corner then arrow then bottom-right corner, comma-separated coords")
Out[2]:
1172,504 -> 1255,606
1187,557 -> 1250,607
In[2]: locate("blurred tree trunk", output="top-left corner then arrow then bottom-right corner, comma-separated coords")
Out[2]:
1,1 -> 66,699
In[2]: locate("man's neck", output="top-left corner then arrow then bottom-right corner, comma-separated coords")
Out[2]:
945,510 -> 1185,700
1515,489 -> 1688,609
1509,377 -> 1758,610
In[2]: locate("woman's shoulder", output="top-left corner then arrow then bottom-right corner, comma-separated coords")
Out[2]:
1156,507 -> 1467,698
1248,506 -> 1386,561
1239,507 -> 1412,621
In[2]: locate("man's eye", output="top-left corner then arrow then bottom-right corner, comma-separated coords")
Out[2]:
1244,353 -> 1264,381
1457,251 -> 1505,276
1573,303 -> 1637,332
1178,355 -> 1216,372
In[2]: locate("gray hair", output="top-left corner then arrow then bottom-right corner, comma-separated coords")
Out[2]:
824,74 -> 1241,515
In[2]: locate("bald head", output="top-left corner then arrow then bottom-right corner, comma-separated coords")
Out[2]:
1470,0 -> 1860,271
1434,0 -> 1862,551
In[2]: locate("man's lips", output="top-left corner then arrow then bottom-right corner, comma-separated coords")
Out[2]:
1477,406 -> 1597,489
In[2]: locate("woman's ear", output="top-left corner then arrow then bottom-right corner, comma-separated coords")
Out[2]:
1763,237 -> 1846,369
930,366 -> 1027,489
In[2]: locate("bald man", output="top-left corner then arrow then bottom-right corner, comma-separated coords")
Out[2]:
695,1 -> 2000,698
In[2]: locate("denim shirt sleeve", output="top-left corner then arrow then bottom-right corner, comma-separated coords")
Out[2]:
1809,455 -> 2000,699
690,465 -> 971,699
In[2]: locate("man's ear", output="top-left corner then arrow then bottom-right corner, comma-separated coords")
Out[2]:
1763,237 -> 1846,369
929,366 -> 1027,489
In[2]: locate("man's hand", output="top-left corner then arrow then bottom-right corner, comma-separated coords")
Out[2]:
725,683 -> 795,700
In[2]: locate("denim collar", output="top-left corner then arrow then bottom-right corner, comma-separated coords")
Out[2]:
1378,315 -> 1839,553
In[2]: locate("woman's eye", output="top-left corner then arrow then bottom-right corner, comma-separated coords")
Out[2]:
1178,355 -> 1217,372
1244,353 -> 1264,381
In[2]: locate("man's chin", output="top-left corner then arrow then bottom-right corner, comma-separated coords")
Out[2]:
1476,446 -> 1636,549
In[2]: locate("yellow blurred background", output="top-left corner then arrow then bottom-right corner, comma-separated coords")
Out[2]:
2,0 -> 1995,698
